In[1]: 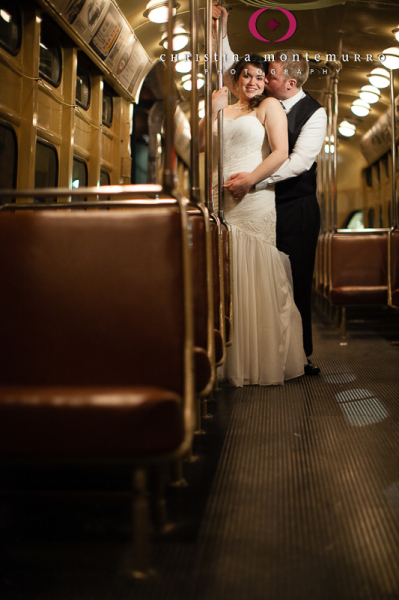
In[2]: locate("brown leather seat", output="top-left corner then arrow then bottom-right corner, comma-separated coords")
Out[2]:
210,218 -> 225,365
0,205 -> 195,578
0,209 -> 194,458
389,228 -> 399,307
329,232 -> 388,305
188,210 -> 214,394
0,386 -> 184,458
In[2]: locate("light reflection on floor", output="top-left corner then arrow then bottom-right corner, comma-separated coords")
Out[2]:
323,372 -> 357,384
335,388 -> 389,427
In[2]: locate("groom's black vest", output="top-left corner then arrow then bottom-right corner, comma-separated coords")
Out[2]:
275,92 -> 322,203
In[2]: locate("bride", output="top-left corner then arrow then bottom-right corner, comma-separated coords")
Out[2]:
199,54 -> 304,386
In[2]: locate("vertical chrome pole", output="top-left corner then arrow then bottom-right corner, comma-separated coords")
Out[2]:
321,100 -> 328,234
332,74 -> 339,231
326,89 -> 333,232
204,0 -> 214,212
390,70 -> 397,228
163,0 -> 176,195
190,0 -> 200,204
216,16 -> 224,221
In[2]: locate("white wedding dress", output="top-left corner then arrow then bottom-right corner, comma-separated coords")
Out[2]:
213,114 -> 304,386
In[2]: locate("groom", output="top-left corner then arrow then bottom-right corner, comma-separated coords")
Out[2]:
212,3 -> 327,375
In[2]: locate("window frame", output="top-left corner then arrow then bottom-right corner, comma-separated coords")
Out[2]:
0,119 -> 18,202
72,155 -> 88,202
39,26 -> 62,88
76,56 -> 91,111
0,1 -> 22,56
34,139 -> 59,203
102,83 -> 114,128
100,169 -> 111,186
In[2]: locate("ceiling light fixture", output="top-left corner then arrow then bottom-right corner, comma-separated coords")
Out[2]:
368,67 -> 390,88
160,27 -> 189,51
143,0 -> 179,24
392,27 -> 399,43
175,54 -> 192,73
338,121 -> 356,137
181,73 -> 205,91
381,47 -> 399,70
351,99 -> 370,117
359,84 -> 381,104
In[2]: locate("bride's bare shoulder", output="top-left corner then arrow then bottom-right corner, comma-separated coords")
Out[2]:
256,97 -> 283,123
258,97 -> 282,111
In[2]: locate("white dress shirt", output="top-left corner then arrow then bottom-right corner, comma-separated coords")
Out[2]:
221,37 -> 327,191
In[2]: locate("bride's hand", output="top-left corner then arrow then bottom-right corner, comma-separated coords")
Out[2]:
212,88 -> 228,114
212,2 -> 229,39
224,172 -> 253,199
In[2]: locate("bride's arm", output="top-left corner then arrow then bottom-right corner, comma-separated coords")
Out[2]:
224,98 -> 288,198
211,3 -> 237,96
198,87 -> 228,152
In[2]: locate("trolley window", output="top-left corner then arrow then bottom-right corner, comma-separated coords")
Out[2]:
72,156 -> 88,201
365,166 -> 372,187
0,1 -> 22,56
382,152 -> 389,178
344,210 -> 364,230
368,208 -> 375,228
102,84 -> 113,127
76,56 -> 90,110
34,140 -> 58,203
39,28 -> 62,87
0,120 -> 17,202
100,169 -> 110,186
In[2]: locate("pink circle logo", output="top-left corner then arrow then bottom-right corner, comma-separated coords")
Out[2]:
249,7 -> 297,43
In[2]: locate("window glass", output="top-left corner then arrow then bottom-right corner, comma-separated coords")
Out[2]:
368,208 -> 375,228
76,56 -> 90,110
34,140 -> 58,203
373,160 -> 380,182
100,169 -> 110,186
365,166 -> 372,187
0,1 -> 22,56
382,153 -> 389,178
72,157 -> 88,201
39,28 -> 62,87
0,120 -> 17,203
102,84 -> 113,127
345,210 -> 364,230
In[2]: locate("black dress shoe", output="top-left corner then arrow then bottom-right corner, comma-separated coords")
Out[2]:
304,358 -> 320,376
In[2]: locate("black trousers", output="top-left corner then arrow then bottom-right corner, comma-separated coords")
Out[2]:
276,195 -> 320,358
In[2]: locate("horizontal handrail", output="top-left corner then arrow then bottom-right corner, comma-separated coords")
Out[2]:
0,198 -> 205,212
0,184 -> 163,201
0,199 -> 181,211
336,228 -> 391,234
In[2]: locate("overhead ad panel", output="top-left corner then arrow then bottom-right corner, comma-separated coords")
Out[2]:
40,0 -> 153,101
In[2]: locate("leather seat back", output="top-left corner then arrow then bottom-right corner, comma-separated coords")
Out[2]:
0,209 -> 189,396
330,232 -> 388,305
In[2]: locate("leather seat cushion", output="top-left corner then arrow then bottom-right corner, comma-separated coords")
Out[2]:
330,286 -> 387,305
0,386 -> 185,458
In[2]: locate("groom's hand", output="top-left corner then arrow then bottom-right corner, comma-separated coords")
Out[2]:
212,2 -> 228,39
224,172 -> 253,200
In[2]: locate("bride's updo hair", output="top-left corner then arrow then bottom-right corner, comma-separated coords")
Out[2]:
233,54 -> 269,110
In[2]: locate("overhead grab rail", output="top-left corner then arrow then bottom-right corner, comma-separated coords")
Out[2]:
204,0 -> 216,214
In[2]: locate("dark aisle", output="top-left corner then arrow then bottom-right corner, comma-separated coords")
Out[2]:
1,306 -> 399,600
